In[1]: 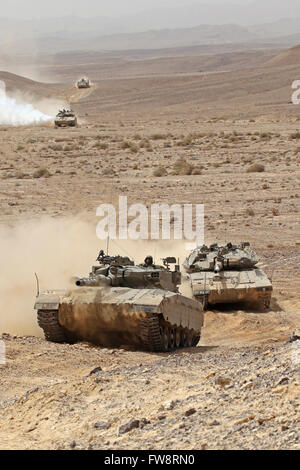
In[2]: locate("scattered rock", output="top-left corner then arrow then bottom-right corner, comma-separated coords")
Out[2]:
241,382 -> 254,391
118,419 -> 140,435
185,408 -> 196,417
276,377 -> 289,386
70,440 -> 76,449
94,421 -> 110,430
89,366 -> 102,376
139,418 -> 151,428
234,415 -> 255,426
163,400 -> 177,410
215,377 -> 231,387
205,372 -> 216,380
157,414 -> 166,421
209,420 -> 220,426
258,416 -> 275,425
26,424 -> 37,433
233,424 -> 244,432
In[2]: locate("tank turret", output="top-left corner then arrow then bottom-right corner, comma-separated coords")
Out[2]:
75,252 -> 181,292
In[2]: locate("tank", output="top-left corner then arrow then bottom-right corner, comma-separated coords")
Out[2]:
77,78 -> 90,89
183,242 -> 272,309
34,251 -> 203,351
54,109 -> 77,128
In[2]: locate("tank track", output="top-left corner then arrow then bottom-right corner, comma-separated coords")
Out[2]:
140,315 -> 163,352
139,314 -> 200,352
37,310 -> 73,344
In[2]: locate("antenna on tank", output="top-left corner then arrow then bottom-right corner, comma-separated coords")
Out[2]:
106,235 -> 110,257
34,273 -> 40,297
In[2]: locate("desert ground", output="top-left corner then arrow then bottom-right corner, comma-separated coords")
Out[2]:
0,44 -> 299,450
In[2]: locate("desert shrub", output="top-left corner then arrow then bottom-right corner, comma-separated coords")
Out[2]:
129,143 -> 138,153
93,142 -> 108,150
290,132 -> 300,140
153,166 -> 167,177
246,208 -> 255,216
246,163 -> 265,173
139,139 -> 150,148
177,135 -> 193,147
151,133 -> 167,140
121,141 -> 138,152
139,140 -> 153,152
121,141 -> 131,150
33,167 -> 51,178
191,167 -> 202,175
260,132 -> 271,140
15,171 -> 27,179
63,145 -> 77,152
55,137 -> 72,143
102,166 -> 115,176
50,144 -> 63,151
172,158 -> 194,175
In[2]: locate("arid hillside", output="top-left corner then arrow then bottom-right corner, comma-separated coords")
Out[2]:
0,43 -> 299,450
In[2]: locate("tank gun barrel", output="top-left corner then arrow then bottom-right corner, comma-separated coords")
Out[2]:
76,275 -> 111,287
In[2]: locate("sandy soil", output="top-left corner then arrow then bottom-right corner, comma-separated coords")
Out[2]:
0,45 -> 299,449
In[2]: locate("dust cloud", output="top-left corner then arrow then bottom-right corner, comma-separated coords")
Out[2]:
0,217 -> 98,336
0,80 -> 53,126
0,216 -> 192,337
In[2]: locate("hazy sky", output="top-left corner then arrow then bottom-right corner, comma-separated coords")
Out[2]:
0,0 -> 252,19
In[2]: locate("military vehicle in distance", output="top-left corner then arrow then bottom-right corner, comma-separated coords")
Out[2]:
34,251 -> 203,351
54,109 -> 77,128
183,242 -> 272,310
77,78 -> 90,89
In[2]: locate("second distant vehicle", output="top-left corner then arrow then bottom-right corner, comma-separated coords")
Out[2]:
54,109 -> 77,128
77,78 -> 90,89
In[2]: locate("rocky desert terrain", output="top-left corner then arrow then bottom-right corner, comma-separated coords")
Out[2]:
0,43 -> 299,450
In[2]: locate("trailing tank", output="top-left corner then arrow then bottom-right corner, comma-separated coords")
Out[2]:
34,251 -> 203,351
77,78 -> 90,89
54,109 -> 77,128
183,242 -> 272,309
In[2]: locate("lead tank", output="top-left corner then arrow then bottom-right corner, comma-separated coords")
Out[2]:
183,242 -> 272,309
34,251 -> 203,351
77,78 -> 90,89
54,109 -> 77,128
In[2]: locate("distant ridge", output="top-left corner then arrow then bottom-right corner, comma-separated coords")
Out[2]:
265,45 -> 300,67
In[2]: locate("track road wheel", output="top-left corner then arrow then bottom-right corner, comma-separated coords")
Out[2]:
161,326 -> 170,352
169,328 -> 175,350
182,329 -> 188,348
187,331 -> 193,348
175,328 -> 181,349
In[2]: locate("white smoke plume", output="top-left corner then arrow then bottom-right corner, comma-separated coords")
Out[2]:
0,80 -> 53,126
